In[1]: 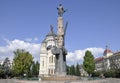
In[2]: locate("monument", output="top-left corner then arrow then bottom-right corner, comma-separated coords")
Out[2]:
39,4 -> 80,81
52,4 -> 67,76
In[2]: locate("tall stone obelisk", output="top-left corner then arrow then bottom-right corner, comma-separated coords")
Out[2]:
57,17 -> 64,47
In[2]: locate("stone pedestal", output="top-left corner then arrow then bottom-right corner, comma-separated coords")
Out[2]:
40,75 -> 81,81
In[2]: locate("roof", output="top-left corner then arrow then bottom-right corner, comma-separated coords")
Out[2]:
95,57 -> 103,62
46,25 -> 57,37
113,51 -> 120,55
103,49 -> 113,55
109,51 -> 120,58
103,46 -> 113,55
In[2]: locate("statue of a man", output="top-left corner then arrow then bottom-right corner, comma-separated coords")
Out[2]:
52,45 -> 67,76
57,4 -> 66,17
51,28 -> 67,76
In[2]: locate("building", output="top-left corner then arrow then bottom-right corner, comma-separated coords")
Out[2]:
95,57 -> 104,71
109,51 -> 120,70
0,61 -> 3,66
39,27 -> 57,76
95,46 -> 120,71
0,58 -> 12,69
79,64 -> 88,76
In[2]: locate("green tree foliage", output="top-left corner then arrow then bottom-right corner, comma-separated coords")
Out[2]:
0,57 -> 14,78
92,71 -> 101,77
12,49 -> 33,77
66,64 -> 81,76
0,69 -> 4,78
83,50 -> 95,76
115,69 -> 120,78
104,69 -> 116,77
66,65 -> 70,75
75,63 -> 81,76
104,69 -> 120,78
2,57 -> 11,78
35,61 -> 40,76
31,61 -> 39,77
70,65 -> 75,75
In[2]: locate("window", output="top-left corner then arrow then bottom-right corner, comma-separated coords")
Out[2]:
48,69 -> 50,74
51,69 -> 53,74
49,56 -> 54,63
42,60 -> 44,67
52,56 -> 53,63
49,57 -> 51,63
54,57 -> 55,63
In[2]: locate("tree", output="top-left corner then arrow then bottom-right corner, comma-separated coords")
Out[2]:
31,61 -> 39,77
92,71 -> 101,77
75,63 -> 81,76
0,68 -> 4,78
12,49 -> 33,77
2,57 -> 11,78
104,69 -> 116,78
70,65 -> 75,75
83,50 -> 95,76
66,65 -> 70,75
35,61 -> 40,76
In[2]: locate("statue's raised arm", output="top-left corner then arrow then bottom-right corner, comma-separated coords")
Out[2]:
57,4 -> 67,17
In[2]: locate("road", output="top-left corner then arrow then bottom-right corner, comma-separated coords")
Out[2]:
0,79 -> 16,83
0,78 -> 120,83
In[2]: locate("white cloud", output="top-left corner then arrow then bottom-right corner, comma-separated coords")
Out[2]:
66,47 -> 104,65
0,39 -> 41,62
0,39 -> 104,65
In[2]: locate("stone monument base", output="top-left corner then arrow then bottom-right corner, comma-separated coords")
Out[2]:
40,75 -> 81,81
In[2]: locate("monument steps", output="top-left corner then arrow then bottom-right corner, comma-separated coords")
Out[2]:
41,75 -> 81,81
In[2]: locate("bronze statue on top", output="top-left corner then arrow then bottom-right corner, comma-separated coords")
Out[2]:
57,4 -> 67,17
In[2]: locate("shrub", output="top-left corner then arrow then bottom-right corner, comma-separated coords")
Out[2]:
115,69 -> 120,78
104,70 -> 116,78
0,69 -> 4,78
92,71 -> 101,77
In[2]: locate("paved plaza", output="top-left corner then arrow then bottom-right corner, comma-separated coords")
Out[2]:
0,78 -> 120,83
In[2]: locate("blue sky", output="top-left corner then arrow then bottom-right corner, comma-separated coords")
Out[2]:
0,0 -> 120,64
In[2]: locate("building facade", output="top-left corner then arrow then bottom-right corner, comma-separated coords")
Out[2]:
95,47 -> 120,71
79,64 -> 88,76
39,28 -> 57,76
95,57 -> 104,71
109,52 -> 120,70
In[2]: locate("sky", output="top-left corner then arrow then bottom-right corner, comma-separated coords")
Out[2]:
0,0 -> 120,65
